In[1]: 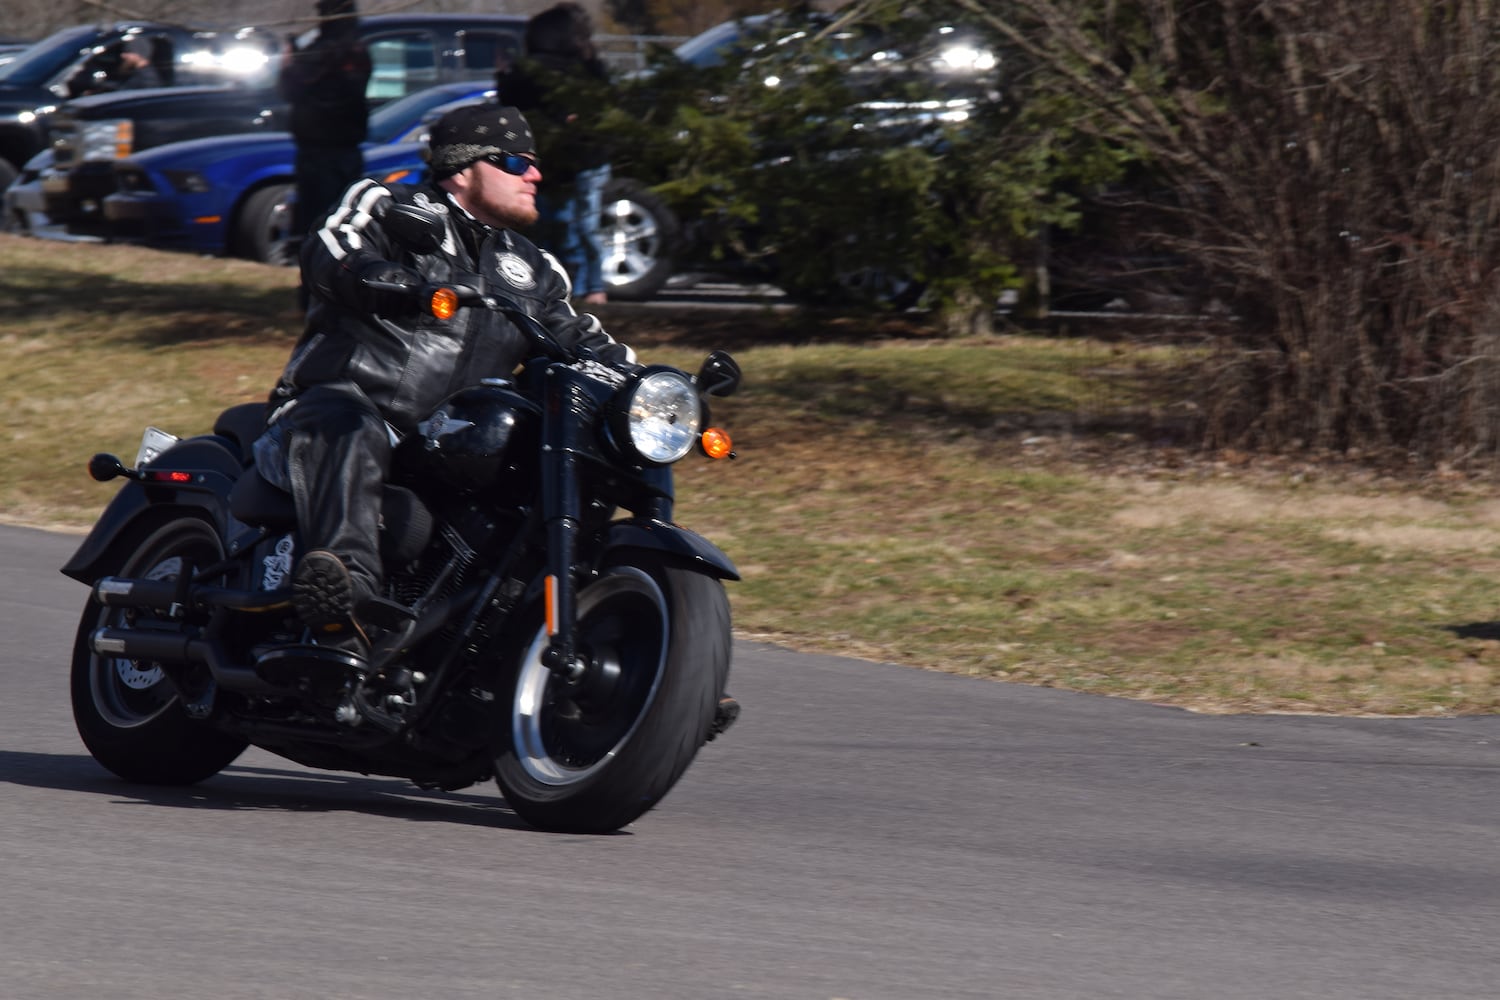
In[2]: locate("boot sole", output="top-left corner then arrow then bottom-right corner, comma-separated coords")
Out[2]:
293,550 -> 355,627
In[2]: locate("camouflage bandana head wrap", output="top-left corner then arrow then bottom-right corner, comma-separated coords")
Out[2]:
428,104 -> 536,178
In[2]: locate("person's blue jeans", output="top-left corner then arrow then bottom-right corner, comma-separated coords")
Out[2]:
542,163 -> 611,298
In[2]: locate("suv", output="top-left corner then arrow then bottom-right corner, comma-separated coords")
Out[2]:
36,13 -> 524,237
0,21 -> 248,189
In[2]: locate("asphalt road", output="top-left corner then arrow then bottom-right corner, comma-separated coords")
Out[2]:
3,523 -> 1498,999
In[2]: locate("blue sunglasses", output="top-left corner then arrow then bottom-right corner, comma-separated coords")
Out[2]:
482,152 -> 538,176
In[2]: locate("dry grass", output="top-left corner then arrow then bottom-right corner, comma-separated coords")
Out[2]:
4,233 -> 1500,715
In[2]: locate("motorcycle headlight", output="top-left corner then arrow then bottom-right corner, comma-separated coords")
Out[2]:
618,370 -> 702,465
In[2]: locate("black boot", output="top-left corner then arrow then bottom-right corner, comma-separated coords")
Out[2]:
293,549 -> 365,627
291,549 -> 373,668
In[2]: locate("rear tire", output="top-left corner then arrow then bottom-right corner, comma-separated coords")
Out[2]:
492,557 -> 731,833
70,517 -> 248,785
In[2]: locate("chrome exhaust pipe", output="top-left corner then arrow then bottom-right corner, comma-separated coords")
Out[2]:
92,576 -> 291,613
89,626 -> 277,694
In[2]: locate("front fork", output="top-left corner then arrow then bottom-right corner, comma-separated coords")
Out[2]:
536,366 -> 676,682
537,368 -> 592,682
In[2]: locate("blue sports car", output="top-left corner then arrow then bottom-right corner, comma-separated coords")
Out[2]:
101,80 -> 493,262
102,83 -> 682,300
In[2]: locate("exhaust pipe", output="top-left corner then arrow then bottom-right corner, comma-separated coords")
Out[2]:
92,576 -> 292,614
91,626 -> 207,664
90,627 -> 277,694
93,577 -> 184,612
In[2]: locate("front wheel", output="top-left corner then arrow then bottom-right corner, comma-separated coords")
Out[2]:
231,182 -> 297,265
493,557 -> 731,833
70,517 -> 248,784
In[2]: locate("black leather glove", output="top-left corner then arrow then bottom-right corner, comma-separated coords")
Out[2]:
355,259 -> 423,317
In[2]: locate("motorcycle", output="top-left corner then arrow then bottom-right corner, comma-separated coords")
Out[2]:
60,202 -> 744,834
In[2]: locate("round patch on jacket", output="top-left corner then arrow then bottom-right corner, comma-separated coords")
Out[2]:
495,252 -> 536,289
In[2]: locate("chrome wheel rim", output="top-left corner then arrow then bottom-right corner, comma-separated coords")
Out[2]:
602,195 -> 664,289
510,568 -> 668,786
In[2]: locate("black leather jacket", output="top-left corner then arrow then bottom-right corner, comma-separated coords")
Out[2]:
269,177 -> 634,436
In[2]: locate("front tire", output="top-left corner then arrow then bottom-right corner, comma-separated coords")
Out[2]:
231,182 -> 296,265
493,557 -> 731,833
70,517 -> 248,784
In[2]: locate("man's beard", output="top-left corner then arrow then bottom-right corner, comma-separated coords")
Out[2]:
483,197 -> 539,231
499,204 -> 540,229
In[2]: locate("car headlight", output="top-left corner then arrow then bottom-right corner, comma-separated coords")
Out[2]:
936,43 -> 997,74
113,165 -> 155,194
163,169 -> 212,194
616,370 -> 702,465
79,118 -> 134,161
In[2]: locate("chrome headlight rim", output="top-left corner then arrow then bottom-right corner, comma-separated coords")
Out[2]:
611,367 -> 703,466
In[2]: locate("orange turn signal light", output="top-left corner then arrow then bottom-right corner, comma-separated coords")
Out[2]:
544,574 -> 559,635
429,287 -> 459,320
701,427 -> 733,460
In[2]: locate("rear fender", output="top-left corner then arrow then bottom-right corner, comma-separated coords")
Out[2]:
602,518 -> 739,581
60,436 -> 243,583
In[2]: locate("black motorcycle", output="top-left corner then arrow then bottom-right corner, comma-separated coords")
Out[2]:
61,206 -> 743,833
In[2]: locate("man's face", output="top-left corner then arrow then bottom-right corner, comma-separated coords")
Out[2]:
440,154 -> 542,230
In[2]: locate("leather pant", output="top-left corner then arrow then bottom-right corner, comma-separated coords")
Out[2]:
275,382 -> 391,598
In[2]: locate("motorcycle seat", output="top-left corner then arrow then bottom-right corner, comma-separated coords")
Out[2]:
213,402 -> 269,465
227,470 -> 434,571
229,468 -> 297,530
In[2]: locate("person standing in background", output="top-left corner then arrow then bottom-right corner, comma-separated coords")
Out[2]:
496,2 -> 614,305
279,0 -> 372,249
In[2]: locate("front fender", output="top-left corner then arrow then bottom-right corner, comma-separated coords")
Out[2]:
60,436 -> 243,583
604,518 -> 739,581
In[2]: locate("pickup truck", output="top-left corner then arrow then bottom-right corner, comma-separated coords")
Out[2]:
0,21 -> 249,190
37,13 -> 524,237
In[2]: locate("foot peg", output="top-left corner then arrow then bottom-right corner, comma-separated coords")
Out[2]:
356,594 -> 419,630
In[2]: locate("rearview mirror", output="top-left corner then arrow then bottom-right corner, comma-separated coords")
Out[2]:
380,203 -> 445,255
696,351 -> 742,398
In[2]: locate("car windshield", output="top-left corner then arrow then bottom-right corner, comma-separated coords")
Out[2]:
366,82 -> 493,143
0,25 -> 96,87
672,17 -> 767,68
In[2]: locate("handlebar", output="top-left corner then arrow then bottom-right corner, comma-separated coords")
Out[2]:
359,277 -> 596,365
360,275 -> 741,400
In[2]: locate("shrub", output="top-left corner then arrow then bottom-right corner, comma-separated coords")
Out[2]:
961,0 -> 1500,463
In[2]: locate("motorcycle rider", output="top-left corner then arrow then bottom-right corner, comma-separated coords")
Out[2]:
253,103 -> 635,659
